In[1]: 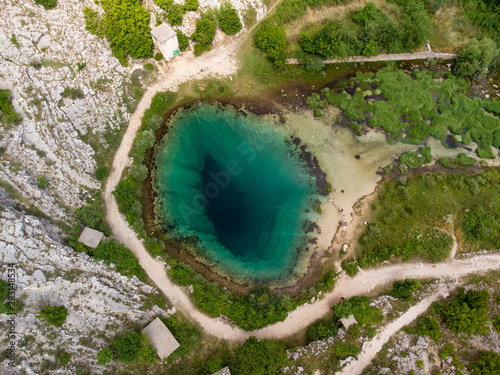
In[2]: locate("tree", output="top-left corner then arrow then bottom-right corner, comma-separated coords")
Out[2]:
183,0 -> 198,12
471,351 -> 500,374
254,22 -> 288,68
401,1 -> 432,50
453,38 -> 499,80
0,89 -> 22,125
390,279 -> 421,299
176,30 -> 190,51
37,305 -> 68,327
192,12 -> 217,55
444,288 -> 491,335
114,331 -> 140,363
233,337 -> 288,375
84,0 -> 153,65
97,347 -> 114,365
34,0 -> 57,10
219,3 -> 242,35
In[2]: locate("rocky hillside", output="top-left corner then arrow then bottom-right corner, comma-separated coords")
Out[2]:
0,187 -> 172,374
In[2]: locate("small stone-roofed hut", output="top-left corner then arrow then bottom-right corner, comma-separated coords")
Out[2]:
211,367 -> 231,375
142,317 -> 180,360
339,314 -> 357,331
151,24 -> 179,60
78,227 -> 104,249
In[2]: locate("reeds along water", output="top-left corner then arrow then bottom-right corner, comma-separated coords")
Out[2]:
154,103 -> 319,281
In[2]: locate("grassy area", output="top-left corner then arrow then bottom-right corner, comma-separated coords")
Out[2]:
306,65 -> 500,159
356,168 -> 499,267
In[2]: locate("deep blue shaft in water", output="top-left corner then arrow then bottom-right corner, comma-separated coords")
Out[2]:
154,103 -> 317,281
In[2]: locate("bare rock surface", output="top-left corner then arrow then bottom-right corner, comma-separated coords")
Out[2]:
0,188 -> 170,374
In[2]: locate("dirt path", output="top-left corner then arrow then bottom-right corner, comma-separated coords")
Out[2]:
287,46 -> 457,64
337,283 -> 455,375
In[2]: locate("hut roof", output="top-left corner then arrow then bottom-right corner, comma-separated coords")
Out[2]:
339,314 -> 357,331
78,227 -> 104,249
142,318 -> 180,360
211,367 -> 231,375
151,24 -> 177,43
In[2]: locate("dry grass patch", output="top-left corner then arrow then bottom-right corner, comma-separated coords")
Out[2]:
430,6 -> 479,53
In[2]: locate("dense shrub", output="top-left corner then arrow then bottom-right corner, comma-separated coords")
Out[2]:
162,316 -> 200,360
114,332 -> 140,363
390,279 -> 420,299
219,3 -> 242,35
444,287 -> 491,335
97,347 -> 114,365
0,89 -> 22,125
453,38 -> 499,80
301,54 -> 324,71
233,337 -> 288,375
462,207 -> 497,241
153,0 -> 173,11
341,258 -> 359,277
411,315 -> 442,342
37,305 -> 67,327
470,351 -> 500,374
184,0 -> 198,11
306,316 -> 340,342
335,296 -> 382,326
97,332 -> 156,366
83,0 -> 153,65
167,4 -> 185,26
93,239 -> 146,280
253,22 -> 288,68
176,30 -> 190,51
192,13 -> 217,55
35,0 -> 57,9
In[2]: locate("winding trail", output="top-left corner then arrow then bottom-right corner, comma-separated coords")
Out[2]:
338,284 -> 454,375
102,12 -> 498,374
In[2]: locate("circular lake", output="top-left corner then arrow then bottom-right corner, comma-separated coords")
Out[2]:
153,103 -> 320,282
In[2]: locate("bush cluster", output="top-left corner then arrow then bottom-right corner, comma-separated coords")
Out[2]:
0,89 -> 22,126
218,3 -> 242,35
84,0 -> 153,65
97,332 -> 156,366
37,305 -> 67,327
35,0 -> 57,10
192,12 -> 218,55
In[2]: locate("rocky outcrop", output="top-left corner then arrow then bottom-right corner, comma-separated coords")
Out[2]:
0,0 -> 140,219
0,188 -> 172,374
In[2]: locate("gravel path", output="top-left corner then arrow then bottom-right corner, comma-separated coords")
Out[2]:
338,284 -> 454,375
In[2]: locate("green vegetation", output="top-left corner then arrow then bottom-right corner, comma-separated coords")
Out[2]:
83,0 -> 153,65
35,0 -> 57,9
408,315 -> 442,342
97,331 -> 156,365
218,3 -> 242,35
233,337 -> 288,375
167,4 -> 185,26
358,169 -> 500,266
37,305 -> 67,327
444,287 -> 491,335
306,66 -> 500,159
0,280 -> 22,314
471,351 -> 500,374
462,207 -> 498,242
341,258 -> 359,277
61,87 -> 84,100
192,12 -> 217,55
253,23 -> 288,69
184,0 -> 198,11
154,52 -> 163,61
168,259 -> 337,330
439,153 -> 477,169
36,176 -> 48,189
0,89 -> 22,126
10,34 -> 19,47
93,239 -> 147,280
161,316 -> 200,361
306,314 -> 340,343
176,30 -> 190,51
453,37 -> 499,80
390,279 -> 421,300
335,296 -> 382,326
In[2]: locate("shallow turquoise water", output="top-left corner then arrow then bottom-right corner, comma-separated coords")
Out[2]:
154,103 -> 318,281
